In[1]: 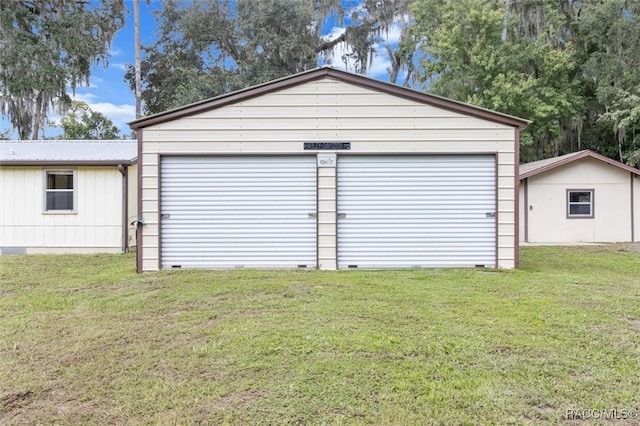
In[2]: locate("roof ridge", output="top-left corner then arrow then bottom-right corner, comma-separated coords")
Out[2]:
130,67 -> 530,130
520,149 -> 640,178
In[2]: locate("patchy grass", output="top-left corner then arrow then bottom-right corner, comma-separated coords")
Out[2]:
1,246 -> 639,425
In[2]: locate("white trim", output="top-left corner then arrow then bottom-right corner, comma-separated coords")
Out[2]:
43,169 -> 77,214
567,189 -> 594,218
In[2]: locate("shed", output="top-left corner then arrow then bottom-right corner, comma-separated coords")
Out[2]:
0,140 -> 138,254
519,150 -> 640,243
130,67 -> 529,272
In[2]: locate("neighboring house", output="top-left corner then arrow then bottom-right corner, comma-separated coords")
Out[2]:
129,67 -> 529,272
0,140 -> 137,254
519,149 -> 640,243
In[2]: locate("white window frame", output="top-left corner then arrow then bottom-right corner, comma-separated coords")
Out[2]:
567,189 -> 594,218
43,169 -> 77,214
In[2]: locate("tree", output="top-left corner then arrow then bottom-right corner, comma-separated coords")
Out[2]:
0,0 -> 126,140
577,1 -> 640,163
0,129 -> 11,140
125,0 -> 416,115
412,0 -> 582,161
133,0 -> 142,119
411,0 -> 640,163
57,101 -> 122,140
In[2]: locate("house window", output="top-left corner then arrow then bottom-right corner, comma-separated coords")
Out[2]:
44,170 -> 76,212
567,189 -> 593,218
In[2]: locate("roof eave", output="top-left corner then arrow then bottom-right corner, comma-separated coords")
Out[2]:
0,159 -> 138,167
519,150 -> 640,179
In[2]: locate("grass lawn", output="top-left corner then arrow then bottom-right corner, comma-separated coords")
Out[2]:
1,246 -> 640,425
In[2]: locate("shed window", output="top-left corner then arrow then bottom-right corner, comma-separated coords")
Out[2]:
45,170 -> 76,212
567,189 -> 593,218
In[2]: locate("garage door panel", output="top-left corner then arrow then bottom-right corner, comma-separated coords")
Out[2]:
338,155 -> 496,269
161,156 -> 317,269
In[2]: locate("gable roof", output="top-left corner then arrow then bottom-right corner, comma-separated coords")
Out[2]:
0,140 -> 137,166
129,67 -> 530,130
520,149 -> 640,179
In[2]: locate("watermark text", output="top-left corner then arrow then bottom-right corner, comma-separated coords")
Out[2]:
566,408 -> 638,420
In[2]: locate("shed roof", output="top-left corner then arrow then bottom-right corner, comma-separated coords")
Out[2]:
519,149 -> 640,179
0,140 -> 137,166
129,67 -> 530,130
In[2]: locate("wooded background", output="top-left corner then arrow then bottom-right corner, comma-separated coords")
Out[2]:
1,0 -> 639,164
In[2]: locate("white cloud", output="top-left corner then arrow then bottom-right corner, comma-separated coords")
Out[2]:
72,92 -> 99,103
378,22 -> 403,45
325,26 -> 347,41
321,20 -> 405,80
86,77 -> 105,88
84,101 -> 136,133
111,63 -> 129,71
70,93 -> 136,133
41,94 -> 135,137
86,101 -> 135,124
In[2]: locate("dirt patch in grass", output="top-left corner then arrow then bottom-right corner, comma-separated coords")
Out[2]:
1,387 -> 125,426
1,390 -> 34,412
213,389 -> 271,410
627,318 -> 640,333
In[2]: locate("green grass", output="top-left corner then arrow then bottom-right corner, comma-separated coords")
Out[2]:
1,246 -> 640,425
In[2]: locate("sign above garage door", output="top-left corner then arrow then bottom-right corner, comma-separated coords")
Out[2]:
160,156 -> 317,269
337,155 -> 496,269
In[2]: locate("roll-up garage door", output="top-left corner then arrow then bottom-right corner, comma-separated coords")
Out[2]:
161,156 -> 317,269
337,155 -> 496,268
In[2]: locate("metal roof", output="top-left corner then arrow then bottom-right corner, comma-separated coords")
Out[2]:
0,140 -> 137,166
520,149 -> 640,179
129,67 -> 531,130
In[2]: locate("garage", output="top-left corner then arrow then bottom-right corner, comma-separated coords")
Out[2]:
130,67 -> 528,272
337,155 -> 496,268
160,156 -> 317,269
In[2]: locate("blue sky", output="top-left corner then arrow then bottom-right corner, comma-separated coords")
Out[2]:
1,1 -> 404,139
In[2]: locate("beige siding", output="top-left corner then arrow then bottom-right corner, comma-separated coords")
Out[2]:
140,77 -> 518,270
317,162 -> 337,270
0,166 -> 125,253
522,158 -> 635,243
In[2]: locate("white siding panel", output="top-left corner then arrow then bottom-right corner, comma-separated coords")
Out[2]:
337,155 -> 496,268
160,156 -> 317,269
0,166 -> 123,253
525,159 -> 633,243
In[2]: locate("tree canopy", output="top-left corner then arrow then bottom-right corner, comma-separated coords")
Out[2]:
125,0 -> 415,115
0,0 -> 125,140
411,0 -> 640,163
127,0 -> 640,164
56,101 -> 123,140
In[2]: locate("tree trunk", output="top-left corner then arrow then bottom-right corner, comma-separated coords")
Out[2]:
134,0 -> 142,118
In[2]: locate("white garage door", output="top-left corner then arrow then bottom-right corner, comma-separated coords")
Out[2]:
161,156 -> 317,269
337,155 -> 496,268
